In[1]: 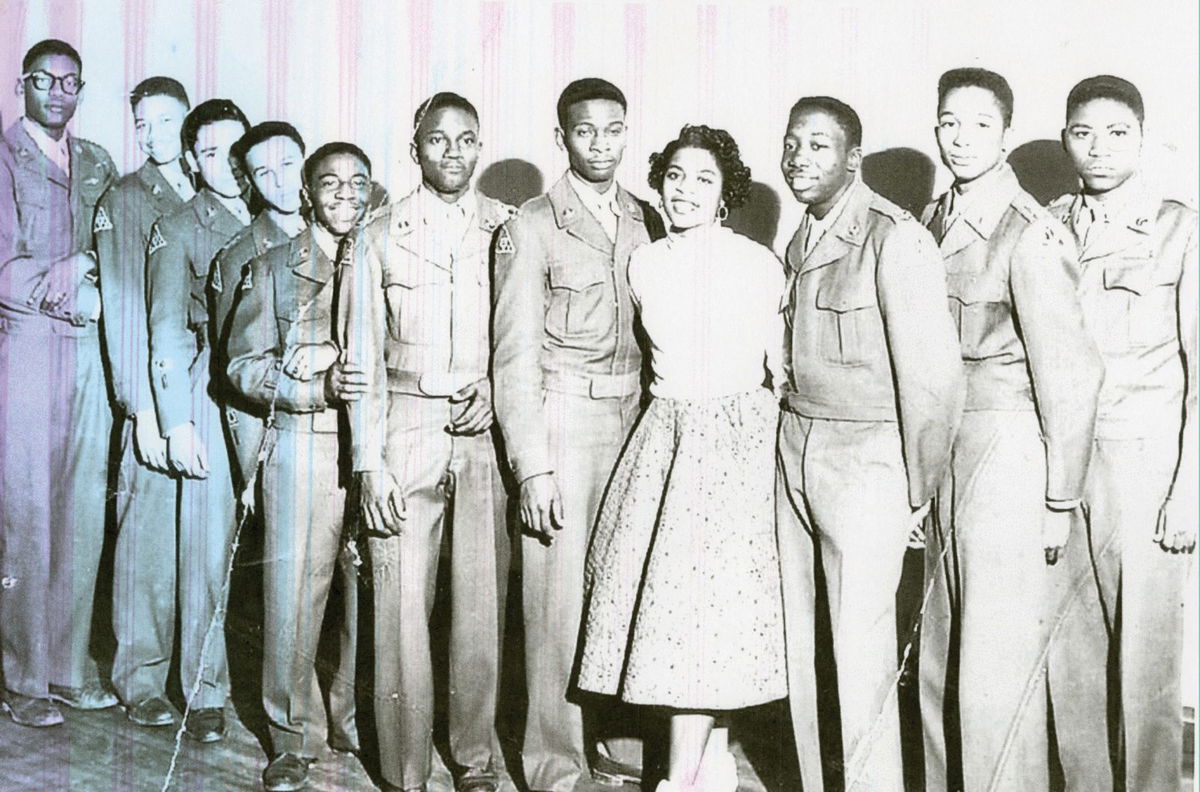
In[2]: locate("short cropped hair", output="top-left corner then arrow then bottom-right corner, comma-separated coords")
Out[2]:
1067,75 -> 1144,125
129,76 -> 189,112
789,96 -> 863,149
231,122 -> 305,174
647,124 -> 753,210
556,78 -> 627,130
938,67 -> 1014,127
413,92 -> 479,133
304,142 -> 373,187
181,99 -> 250,155
22,39 -> 82,73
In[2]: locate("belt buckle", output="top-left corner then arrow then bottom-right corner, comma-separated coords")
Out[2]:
589,376 -> 620,399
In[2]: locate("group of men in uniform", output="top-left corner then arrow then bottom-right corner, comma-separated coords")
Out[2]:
0,35 -> 1192,792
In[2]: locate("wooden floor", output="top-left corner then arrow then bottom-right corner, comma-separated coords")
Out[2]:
0,536 -> 1192,791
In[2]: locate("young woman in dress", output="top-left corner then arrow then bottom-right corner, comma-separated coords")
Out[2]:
576,125 -> 787,792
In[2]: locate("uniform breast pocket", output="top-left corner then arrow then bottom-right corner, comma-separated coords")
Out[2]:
384,252 -> 449,345
946,275 -> 1010,361
13,185 -> 48,243
1102,259 -> 1177,350
813,278 -> 883,367
547,260 -> 610,339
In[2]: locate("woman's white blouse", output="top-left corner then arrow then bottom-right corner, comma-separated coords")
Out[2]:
628,224 -> 786,400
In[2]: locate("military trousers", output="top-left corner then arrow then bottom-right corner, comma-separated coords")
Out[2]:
261,417 -> 358,757
368,393 -> 508,790
921,410 -> 1050,792
175,355 -> 238,710
1048,433 -> 1188,792
0,322 -> 109,696
521,388 -> 642,792
223,403 -> 264,497
111,414 -> 179,705
775,411 -> 909,792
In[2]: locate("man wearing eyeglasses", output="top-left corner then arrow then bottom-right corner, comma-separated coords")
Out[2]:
0,38 -> 118,728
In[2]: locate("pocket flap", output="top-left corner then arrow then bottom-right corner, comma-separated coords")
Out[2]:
548,261 -> 606,292
384,248 -> 447,289
1103,263 -> 1153,295
815,278 -> 875,313
946,271 -> 1008,305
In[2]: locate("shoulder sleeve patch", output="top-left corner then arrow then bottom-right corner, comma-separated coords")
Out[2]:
241,264 -> 254,292
148,224 -> 167,255
93,205 -> 112,233
496,225 -> 516,255
211,262 -> 222,293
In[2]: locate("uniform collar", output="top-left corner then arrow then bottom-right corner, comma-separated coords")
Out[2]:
20,116 -> 71,176
136,159 -> 186,207
790,178 -> 872,275
547,171 -> 642,229
945,162 -> 1020,241
566,168 -> 620,220
5,119 -> 69,185
289,223 -> 338,284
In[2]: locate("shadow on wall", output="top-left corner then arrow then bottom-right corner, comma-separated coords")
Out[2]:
862,148 -> 937,217
727,181 -> 782,249
1008,139 -> 1077,206
479,158 -> 546,208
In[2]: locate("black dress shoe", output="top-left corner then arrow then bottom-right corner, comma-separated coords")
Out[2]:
184,707 -> 225,743
48,681 -> 119,710
127,696 -> 176,727
2,691 -> 63,727
591,752 -> 643,787
262,753 -> 314,792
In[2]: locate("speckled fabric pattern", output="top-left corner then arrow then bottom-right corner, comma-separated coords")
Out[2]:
577,387 -> 787,710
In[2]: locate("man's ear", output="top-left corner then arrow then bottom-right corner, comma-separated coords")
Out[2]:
554,127 -> 565,152
1000,126 -> 1012,156
846,146 -> 863,174
409,141 -> 418,166
184,149 -> 198,174
15,77 -> 24,99
1060,127 -> 1069,154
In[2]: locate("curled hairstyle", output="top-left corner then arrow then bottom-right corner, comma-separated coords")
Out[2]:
22,39 -> 81,73
938,67 -> 1014,127
789,96 -> 863,149
130,76 -> 189,112
303,141 -> 372,188
647,124 -> 753,210
231,121 -> 306,175
1067,75 -> 1144,125
556,77 -> 626,130
181,98 -> 249,154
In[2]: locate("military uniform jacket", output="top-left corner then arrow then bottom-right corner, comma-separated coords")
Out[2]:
347,186 -> 516,472
1048,184 -> 1197,499
783,179 -> 965,507
922,164 -> 1103,503
0,120 -> 115,328
210,212 -> 290,414
94,160 -> 186,415
226,224 -> 342,431
146,189 -> 246,434
491,173 -> 650,482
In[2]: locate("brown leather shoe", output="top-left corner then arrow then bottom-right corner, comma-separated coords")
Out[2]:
2,691 -> 64,727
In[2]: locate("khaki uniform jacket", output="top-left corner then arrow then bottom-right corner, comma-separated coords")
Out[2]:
1048,186 -> 1198,501
491,173 -> 650,482
0,121 -> 115,326
225,224 -> 342,425
145,190 -> 246,434
923,164 -> 1103,503
346,187 -> 517,473
94,161 -> 185,415
783,179 -> 964,507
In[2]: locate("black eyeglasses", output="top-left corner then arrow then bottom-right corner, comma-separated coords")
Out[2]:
22,70 -> 84,96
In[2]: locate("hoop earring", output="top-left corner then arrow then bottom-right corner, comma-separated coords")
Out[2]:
717,203 -> 729,222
